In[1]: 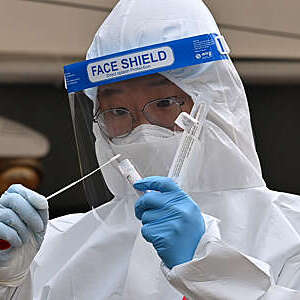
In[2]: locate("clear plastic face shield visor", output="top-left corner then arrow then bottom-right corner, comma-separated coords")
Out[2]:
64,34 -> 231,209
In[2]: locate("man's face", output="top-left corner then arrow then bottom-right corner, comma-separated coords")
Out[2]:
97,73 -> 194,137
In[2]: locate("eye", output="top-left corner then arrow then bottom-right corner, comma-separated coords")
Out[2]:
156,99 -> 173,108
111,108 -> 129,117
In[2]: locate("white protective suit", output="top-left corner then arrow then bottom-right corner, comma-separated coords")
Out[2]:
2,0 -> 300,299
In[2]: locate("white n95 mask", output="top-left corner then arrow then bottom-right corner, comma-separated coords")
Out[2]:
110,124 -> 182,178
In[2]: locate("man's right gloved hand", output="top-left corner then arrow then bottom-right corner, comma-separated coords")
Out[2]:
0,184 -> 48,287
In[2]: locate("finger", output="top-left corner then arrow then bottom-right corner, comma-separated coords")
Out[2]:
141,224 -> 153,243
0,223 -> 22,248
6,184 -> 48,210
135,191 -> 165,220
38,209 -> 49,229
134,176 -> 181,193
7,185 -> 49,228
0,193 -> 45,233
140,209 -> 163,225
0,208 -> 30,243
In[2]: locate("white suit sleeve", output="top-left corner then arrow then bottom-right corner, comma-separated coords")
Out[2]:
0,287 -> 18,299
161,215 -> 300,300
0,272 -> 33,300
0,213 -> 84,300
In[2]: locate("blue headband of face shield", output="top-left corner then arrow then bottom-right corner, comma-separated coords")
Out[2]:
64,33 -> 230,94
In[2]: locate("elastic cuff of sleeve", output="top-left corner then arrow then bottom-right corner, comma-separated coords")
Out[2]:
0,270 -> 29,287
160,214 -> 221,279
160,231 -> 216,279
263,285 -> 300,300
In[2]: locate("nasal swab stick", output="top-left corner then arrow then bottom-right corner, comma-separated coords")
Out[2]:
46,154 -> 121,201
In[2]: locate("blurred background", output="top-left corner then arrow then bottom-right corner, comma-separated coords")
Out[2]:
1,0 -> 300,219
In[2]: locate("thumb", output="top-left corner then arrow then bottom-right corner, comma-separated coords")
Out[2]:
134,176 -> 180,193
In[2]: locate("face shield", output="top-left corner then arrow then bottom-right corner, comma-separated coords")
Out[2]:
65,33 -> 262,210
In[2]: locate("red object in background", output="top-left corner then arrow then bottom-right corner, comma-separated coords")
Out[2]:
0,239 -> 11,250
183,297 -> 188,300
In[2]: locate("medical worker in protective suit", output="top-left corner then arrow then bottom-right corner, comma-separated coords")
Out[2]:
1,0 -> 300,299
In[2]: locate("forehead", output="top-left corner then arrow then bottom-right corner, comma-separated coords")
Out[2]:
96,73 -> 191,110
98,73 -> 174,93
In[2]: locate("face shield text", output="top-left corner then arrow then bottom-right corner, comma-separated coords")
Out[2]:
87,47 -> 174,83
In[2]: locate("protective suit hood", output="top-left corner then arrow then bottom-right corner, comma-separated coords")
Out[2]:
86,0 -> 265,196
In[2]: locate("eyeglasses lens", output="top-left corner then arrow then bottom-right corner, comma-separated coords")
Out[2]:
98,98 -> 182,138
101,109 -> 132,138
144,99 -> 181,127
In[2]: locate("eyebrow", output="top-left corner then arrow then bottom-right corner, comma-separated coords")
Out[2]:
98,87 -> 122,97
147,78 -> 171,86
98,77 -> 170,97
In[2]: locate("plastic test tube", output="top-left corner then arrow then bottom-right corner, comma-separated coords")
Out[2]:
118,159 -> 144,197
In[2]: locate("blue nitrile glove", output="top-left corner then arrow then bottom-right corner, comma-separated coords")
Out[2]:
134,176 -> 205,269
0,184 -> 48,286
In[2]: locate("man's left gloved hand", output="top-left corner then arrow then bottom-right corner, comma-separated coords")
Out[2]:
134,176 -> 205,269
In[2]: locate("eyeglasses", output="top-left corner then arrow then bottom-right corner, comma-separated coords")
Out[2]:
93,96 -> 185,138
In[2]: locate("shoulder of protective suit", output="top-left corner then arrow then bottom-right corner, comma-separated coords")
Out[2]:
273,191 -> 300,214
273,191 -> 300,207
48,213 -> 85,233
